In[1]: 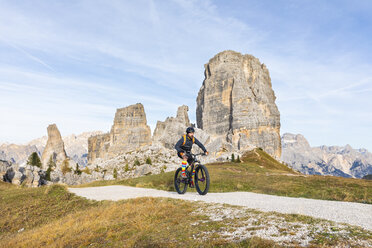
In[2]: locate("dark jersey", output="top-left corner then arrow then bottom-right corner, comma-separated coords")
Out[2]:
175,134 -> 207,154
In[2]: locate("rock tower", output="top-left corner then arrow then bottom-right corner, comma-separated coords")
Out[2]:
196,50 -> 281,158
153,105 -> 192,149
88,103 -> 152,163
41,124 -> 68,169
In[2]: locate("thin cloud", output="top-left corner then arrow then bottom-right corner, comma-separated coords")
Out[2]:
0,0 -> 371,151
0,39 -> 55,72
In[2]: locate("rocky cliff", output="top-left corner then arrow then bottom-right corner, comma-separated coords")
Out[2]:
153,105 -> 193,149
197,50 -> 281,158
0,131 -> 101,167
88,103 -> 152,164
281,133 -> 372,178
87,133 -> 111,163
41,124 -> 68,169
0,143 -> 39,164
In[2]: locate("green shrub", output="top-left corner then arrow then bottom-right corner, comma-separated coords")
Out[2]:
134,159 -> 140,166
236,155 -> 241,163
113,168 -> 118,179
61,160 -> 72,175
74,163 -> 82,175
160,165 -> 167,174
145,157 -> 152,165
231,154 -> 235,162
124,164 -> 129,172
46,166 -> 52,181
27,152 -> 42,168
45,156 -> 56,181
82,167 -> 91,175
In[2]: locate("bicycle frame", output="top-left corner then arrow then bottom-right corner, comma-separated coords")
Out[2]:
184,153 -> 206,181
175,152 -> 210,195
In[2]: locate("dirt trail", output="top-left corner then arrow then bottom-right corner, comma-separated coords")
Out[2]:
69,185 -> 372,231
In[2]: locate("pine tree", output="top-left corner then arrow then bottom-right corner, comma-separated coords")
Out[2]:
113,168 -> 118,179
145,157 -> 152,165
236,155 -> 241,163
231,153 -> 235,162
74,163 -> 82,175
45,156 -> 56,181
27,152 -> 42,168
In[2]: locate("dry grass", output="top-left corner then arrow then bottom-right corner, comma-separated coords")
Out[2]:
0,185 -> 281,248
0,183 -> 100,239
1,182 -> 370,247
76,149 -> 372,204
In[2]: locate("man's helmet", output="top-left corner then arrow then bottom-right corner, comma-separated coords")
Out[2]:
186,127 -> 195,133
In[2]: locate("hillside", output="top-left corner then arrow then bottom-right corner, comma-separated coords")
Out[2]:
77,148 -> 372,204
1,182 -> 371,247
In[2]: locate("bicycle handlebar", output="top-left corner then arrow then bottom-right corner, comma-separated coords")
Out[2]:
191,152 -> 207,157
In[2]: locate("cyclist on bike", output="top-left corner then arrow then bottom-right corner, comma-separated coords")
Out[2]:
175,127 -> 208,180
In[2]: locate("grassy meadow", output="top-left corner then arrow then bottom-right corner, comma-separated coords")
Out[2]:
75,149 -> 372,204
1,181 -> 371,247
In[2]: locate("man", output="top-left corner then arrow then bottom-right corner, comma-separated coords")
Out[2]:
175,127 -> 208,179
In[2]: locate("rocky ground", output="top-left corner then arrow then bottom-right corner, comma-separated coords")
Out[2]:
69,185 -> 372,247
68,185 -> 372,231
193,204 -> 371,247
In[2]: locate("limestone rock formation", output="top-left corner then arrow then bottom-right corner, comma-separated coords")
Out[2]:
49,170 -> 106,185
1,160 -> 48,187
153,105 -> 194,149
63,131 -> 103,166
196,50 -> 281,158
0,143 -> 39,164
88,103 -> 152,164
41,124 -> 68,169
281,133 -> 372,178
87,143 -> 178,180
0,160 -> 11,181
175,105 -> 191,127
0,131 -> 101,167
88,133 -> 111,163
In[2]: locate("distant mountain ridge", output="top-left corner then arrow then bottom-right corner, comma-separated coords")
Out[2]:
0,131 -> 102,166
281,133 -> 372,178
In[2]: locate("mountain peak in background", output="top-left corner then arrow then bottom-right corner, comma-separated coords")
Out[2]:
281,133 -> 372,178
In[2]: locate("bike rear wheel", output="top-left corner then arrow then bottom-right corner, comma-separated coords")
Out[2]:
174,167 -> 188,194
195,164 -> 210,195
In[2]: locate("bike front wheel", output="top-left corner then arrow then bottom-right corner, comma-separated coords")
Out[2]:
174,167 -> 189,194
195,164 -> 210,195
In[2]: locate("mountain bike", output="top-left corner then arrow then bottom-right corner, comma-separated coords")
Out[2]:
174,153 -> 210,195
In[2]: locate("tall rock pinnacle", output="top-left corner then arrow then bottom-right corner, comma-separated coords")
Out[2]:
41,124 -> 68,169
196,50 -> 281,158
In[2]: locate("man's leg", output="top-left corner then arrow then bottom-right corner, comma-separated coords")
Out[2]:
179,153 -> 188,178
188,157 -> 195,186
181,160 -> 187,178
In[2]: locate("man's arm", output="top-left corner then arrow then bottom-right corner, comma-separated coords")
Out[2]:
174,137 -> 184,153
194,137 -> 207,153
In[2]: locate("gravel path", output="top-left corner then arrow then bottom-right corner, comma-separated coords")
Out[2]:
68,185 -> 372,231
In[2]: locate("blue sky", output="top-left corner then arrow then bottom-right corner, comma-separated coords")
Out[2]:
0,0 -> 371,150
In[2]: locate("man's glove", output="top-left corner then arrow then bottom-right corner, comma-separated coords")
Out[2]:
204,151 -> 209,156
